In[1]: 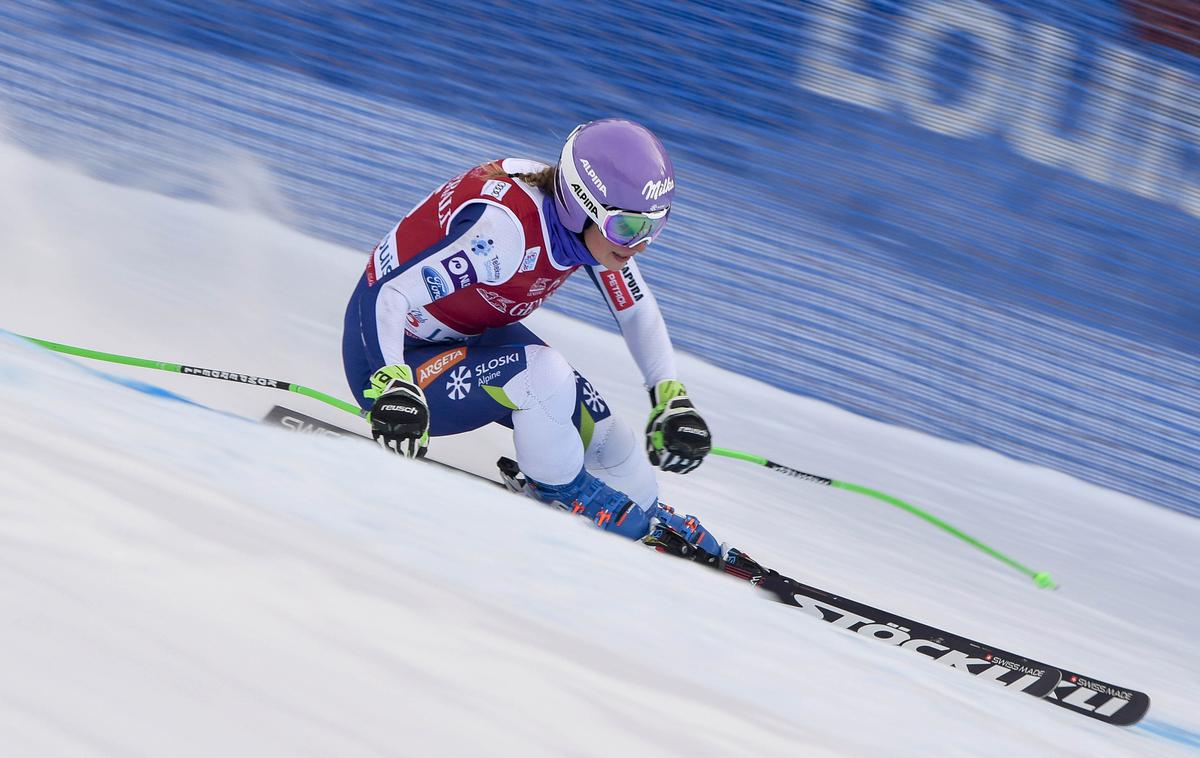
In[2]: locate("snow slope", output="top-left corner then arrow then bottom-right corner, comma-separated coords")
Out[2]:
1,140 -> 1198,756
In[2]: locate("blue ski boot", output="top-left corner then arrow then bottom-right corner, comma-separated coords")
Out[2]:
497,458 -> 725,562
519,463 -> 657,541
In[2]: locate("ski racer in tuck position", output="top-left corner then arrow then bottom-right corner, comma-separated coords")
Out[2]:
342,118 -> 721,558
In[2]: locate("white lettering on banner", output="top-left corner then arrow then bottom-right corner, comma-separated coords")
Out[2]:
1007,22 -> 1082,168
1127,65 -> 1189,202
794,0 -> 1200,222
1179,85 -> 1200,217
889,0 -> 1014,139
795,0 -> 887,111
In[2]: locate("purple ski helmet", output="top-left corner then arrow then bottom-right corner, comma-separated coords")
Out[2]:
553,118 -> 675,246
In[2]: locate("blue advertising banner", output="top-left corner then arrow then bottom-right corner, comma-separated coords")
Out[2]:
1,0 -> 1196,515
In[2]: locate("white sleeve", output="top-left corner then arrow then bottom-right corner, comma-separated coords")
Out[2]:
589,258 -> 678,388
373,203 -> 525,366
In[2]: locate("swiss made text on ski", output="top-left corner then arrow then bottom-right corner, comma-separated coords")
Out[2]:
264,405 -> 1151,727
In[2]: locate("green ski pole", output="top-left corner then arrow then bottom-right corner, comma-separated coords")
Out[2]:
710,447 -> 1057,589
19,335 -> 365,418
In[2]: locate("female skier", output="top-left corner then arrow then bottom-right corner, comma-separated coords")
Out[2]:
342,119 -> 722,561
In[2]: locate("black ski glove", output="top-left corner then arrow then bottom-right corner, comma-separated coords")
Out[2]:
645,380 -> 711,474
364,365 -> 430,458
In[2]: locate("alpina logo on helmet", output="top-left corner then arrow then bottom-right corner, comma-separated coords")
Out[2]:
579,158 -> 608,197
570,183 -> 600,217
642,177 -> 674,201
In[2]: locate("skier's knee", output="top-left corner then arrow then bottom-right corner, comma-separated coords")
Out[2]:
505,345 -> 576,416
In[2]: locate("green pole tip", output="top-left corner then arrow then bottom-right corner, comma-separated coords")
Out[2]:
1033,572 -> 1057,590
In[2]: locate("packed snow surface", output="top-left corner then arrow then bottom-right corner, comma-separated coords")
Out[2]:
1,141 -> 1197,756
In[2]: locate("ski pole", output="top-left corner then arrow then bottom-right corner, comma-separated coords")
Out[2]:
18,334 -> 1055,589
17,335 -> 366,418
710,447 -> 1056,589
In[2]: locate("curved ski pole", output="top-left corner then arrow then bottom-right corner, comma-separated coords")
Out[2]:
18,335 -> 367,418
710,447 -> 1057,590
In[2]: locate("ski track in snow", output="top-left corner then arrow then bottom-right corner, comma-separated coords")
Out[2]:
1,140 -> 1198,756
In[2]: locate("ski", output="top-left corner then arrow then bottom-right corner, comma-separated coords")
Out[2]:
263,405 -> 1151,726
751,570 -> 1148,725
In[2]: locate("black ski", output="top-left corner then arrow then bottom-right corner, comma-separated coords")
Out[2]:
753,570 -> 1148,725
752,570 -> 1059,696
263,405 -> 1151,726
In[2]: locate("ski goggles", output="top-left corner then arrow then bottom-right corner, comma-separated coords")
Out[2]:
595,205 -> 670,248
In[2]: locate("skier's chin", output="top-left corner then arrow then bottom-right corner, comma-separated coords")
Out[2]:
600,248 -> 635,271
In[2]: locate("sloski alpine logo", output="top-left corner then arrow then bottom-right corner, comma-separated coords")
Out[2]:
446,365 -> 473,400
474,352 -> 521,387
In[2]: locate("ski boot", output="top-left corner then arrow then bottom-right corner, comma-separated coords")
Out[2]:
501,458 -> 655,540
496,458 -> 739,572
